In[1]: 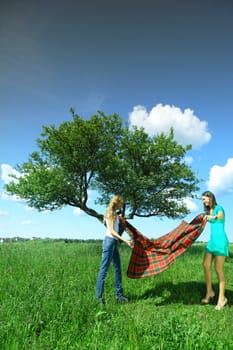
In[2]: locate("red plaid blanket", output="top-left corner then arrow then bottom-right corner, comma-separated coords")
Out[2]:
121,214 -> 206,278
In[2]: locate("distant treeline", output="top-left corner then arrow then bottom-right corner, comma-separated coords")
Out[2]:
0,237 -> 211,244
0,237 -> 103,243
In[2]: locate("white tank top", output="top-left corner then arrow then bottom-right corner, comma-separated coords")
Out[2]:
105,217 -> 119,240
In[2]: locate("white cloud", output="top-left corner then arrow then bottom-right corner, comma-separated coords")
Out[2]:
73,208 -> 84,216
207,158 -> 233,195
1,164 -> 21,184
184,156 -> 193,165
1,164 -> 24,202
0,210 -> 9,216
21,220 -> 34,225
25,206 -> 34,211
183,198 -> 199,213
129,104 -> 211,149
1,192 -> 22,202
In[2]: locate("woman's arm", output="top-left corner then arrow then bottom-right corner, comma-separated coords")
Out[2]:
204,209 -> 224,221
108,215 -> 133,247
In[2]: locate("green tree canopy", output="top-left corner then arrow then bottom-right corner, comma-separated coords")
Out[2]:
5,110 -> 200,223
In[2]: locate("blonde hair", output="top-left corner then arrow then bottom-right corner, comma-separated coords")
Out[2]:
104,195 -> 123,222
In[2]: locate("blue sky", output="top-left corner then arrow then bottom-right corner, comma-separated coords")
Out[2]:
1,0 -> 233,241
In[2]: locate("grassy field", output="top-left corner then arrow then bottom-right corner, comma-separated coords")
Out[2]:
0,240 -> 232,349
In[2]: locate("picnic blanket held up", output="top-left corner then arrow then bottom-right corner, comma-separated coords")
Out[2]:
121,214 -> 206,278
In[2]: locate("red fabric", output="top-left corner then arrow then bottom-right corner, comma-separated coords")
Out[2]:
121,214 -> 206,278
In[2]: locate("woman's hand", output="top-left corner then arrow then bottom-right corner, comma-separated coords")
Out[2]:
204,215 -> 217,221
125,240 -> 134,248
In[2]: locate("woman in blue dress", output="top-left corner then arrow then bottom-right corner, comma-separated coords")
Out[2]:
201,191 -> 229,310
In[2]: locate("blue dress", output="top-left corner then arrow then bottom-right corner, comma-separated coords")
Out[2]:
206,204 -> 229,256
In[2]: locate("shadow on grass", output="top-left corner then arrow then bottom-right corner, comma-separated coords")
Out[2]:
130,281 -> 233,307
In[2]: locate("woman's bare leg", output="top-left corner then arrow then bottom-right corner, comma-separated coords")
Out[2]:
202,253 -> 215,302
214,256 -> 227,310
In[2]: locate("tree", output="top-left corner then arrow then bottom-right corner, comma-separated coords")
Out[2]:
5,110 -> 200,223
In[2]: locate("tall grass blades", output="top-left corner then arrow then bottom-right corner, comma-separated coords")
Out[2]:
0,241 -> 232,349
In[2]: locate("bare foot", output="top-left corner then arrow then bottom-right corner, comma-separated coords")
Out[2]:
215,298 -> 228,310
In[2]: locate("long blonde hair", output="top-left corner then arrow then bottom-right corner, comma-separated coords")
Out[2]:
104,195 -> 124,222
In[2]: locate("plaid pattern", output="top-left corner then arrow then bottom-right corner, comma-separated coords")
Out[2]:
121,214 -> 206,278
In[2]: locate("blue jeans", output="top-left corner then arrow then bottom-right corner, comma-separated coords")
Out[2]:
96,236 -> 123,299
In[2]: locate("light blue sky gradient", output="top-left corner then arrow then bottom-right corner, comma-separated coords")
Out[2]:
1,0 -> 233,241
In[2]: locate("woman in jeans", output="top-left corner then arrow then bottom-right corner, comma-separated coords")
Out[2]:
95,195 -> 133,304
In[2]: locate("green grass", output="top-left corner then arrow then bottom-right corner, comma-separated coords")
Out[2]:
0,240 -> 232,349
